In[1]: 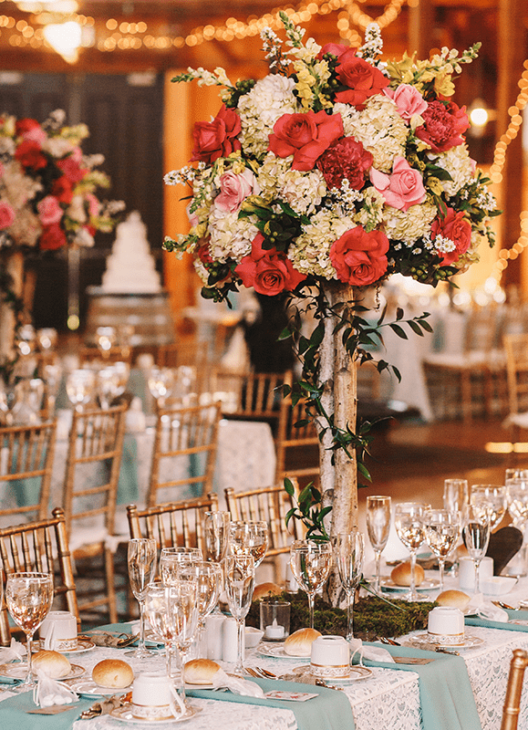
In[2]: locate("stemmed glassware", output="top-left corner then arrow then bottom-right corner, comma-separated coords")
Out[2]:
423,509 -> 459,590
96,367 -> 119,409
95,326 -> 116,359
160,547 -> 203,584
148,367 -> 174,408
333,531 -> 364,641
290,540 -> 333,629
463,504 -> 491,594
229,520 -> 269,568
177,561 -> 223,639
144,582 -> 178,678
443,479 -> 468,519
470,484 -> 507,531
394,502 -> 429,602
224,554 -> 255,675
366,495 -> 391,594
203,511 -> 230,562
127,538 -> 157,658
42,362 -> 62,417
5,572 -> 54,689
507,477 -> 528,528
166,580 -> 199,706
66,369 -> 95,412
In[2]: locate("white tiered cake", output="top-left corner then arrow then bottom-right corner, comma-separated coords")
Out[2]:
102,211 -> 161,293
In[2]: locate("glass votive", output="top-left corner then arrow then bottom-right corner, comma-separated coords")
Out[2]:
259,600 -> 290,641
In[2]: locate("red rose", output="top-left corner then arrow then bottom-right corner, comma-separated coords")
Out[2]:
52,176 -> 73,204
431,207 -> 472,265
197,240 -> 213,264
335,58 -> 389,107
236,233 -> 306,296
330,226 -> 389,286
317,136 -> 373,190
191,105 -> 242,163
57,156 -> 88,184
39,222 -> 67,251
415,100 -> 469,153
14,139 -> 47,170
15,118 -> 41,137
317,43 -> 357,62
268,111 -> 343,171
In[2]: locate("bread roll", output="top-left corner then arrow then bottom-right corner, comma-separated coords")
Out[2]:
183,658 -> 221,685
436,589 -> 471,611
92,659 -> 134,688
391,562 -> 425,587
284,628 -> 321,657
32,650 -> 71,679
253,582 -> 283,601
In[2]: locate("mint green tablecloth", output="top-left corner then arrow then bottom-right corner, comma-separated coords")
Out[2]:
361,642 -> 482,730
0,691 -> 93,730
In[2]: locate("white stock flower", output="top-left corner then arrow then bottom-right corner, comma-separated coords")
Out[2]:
288,210 -> 355,279
0,137 -> 15,156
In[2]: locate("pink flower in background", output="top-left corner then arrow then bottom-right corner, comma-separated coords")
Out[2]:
330,226 -> 389,286
86,193 -> 100,217
0,201 -> 15,230
57,156 -> 88,184
370,157 -> 427,211
37,195 -> 63,225
384,85 -> 428,122
15,118 -> 46,145
215,169 -> 260,212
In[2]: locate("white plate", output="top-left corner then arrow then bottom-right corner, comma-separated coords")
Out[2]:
257,643 -> 308,660
288,664 -> 372,683
379,579 -> 440,593
63,677 -> 132,698
405,633 -> 484,650
37,639 -> 96,654
110,704 -> 201,724
0,662 -> 85,680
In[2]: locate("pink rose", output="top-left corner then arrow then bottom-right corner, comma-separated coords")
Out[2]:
236,233 -> 306,296
269,111 -> 343,171
384,84 -> 428,122
416,100 -> 469,153
335,58 -> 389,107
431,207 -> 472,265
191,105 -> 242,164
37,195 -> 63,226
215,169 -> 260,213
86,193 -> 100,217
330,226 -> 389,286
0,201 -> 15,230
370,157 -> 426,211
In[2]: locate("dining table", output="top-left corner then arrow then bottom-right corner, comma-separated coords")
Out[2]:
3,570 -> 528,730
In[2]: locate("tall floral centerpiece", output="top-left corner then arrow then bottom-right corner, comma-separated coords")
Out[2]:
0,109 -> 124,374
164,15 -> 499,544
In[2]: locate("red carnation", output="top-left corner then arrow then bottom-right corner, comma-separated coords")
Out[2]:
236,233 -> 306,296
39,222 -> 67,251
330,226 -> 389,286
335,57 -> 389,108
57,156 -> 88,184
317,136 -> 373,190
51,176 -> 73,204
431,207 -> 472,265
191,105 -> 241,164
14,140 -> 47,170
415,100 -> 469,153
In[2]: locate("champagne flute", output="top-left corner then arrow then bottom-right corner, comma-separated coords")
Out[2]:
127,538 -> 157,658
229,520 -> 269,568
166,580 -> 199,707
366,495 -> 391,594
394,502 -> 429,602
333,531 -> 364,641
144,582 -> 180,679
470,484 -> 507,530
225,554 -> 255,675
443,479 -> 468,519
290,540 -> 333,629
423,509 -> 459,590
177,561 -> 223,639
203,511 -> 230,562
463,504 -> 491,594
160,547 -> 203,584
5,572 -> 53,688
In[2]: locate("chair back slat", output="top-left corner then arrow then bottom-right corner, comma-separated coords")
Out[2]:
501,648 -> 528,730
275,396 -> 320,487
504,334 -> 528,415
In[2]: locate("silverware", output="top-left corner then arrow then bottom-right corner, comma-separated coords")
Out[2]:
434,647 -> 459,656
379,637 -> 401,646
315,678 -> 343,691
493,601 -> 517,611
256,667 -> 280,679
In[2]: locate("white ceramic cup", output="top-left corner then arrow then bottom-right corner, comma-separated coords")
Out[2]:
205,614 -> 226,661
132,673 -> 175,721
39,611 -> 78,651
222,617 -> 241,663
427,606 -> 465,645
310,635 -> 350,679
458,556 -> 494,590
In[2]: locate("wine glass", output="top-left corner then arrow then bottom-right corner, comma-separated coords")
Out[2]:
507,478 -> 528,527
463,504 -> 491,594
42,362 -> 62,416
148,367 -> 174,408
366,495 -> 391,594
203,511 -> 230,562
443,479 -> 468,519
160,547 -> 203,584
470,484 -> 507,530
144,582 -> 179,679
333,531 -> 364,641
394,502 -> 429,602
177,561 -> 223,640
96,367 -> 119,409
225,554 -> 255,675
423,509 -> 459,590
112,361 -> 130,398
127,538 -> 157,658
290,540 -> 333,629
66,369 -> 95,412
229,520 -> 269,568
5,572 -> 53,688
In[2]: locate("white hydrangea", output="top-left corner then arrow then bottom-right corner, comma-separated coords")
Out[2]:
208,208 -> 257,262
288,210 -> 355,279
42,136 -> 75,158
278,169 -> 326,216
0,136 -> 15,156
257,153 -> 293,200
7,206 -> 41,247
334,96 -> 408,172
430,145 -> 475,197
238,75 -> 299,158
382,200 -> 437,245
2,161 -> 41,209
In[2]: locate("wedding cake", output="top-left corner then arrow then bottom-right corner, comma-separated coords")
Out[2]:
101,211 -> 161,293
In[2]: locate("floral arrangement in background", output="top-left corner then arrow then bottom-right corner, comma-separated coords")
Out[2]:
0,109 -> 124,253
164,14 -> 499,302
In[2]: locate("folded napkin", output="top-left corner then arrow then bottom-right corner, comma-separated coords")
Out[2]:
0,690 -> 93,730
33,669 -> 77,708
0,638 -> 26,664
208,668 -> 265,698
87,631 -> 139,648
466,606 -> 528,633
467,594 -> 509,622
349,638 -> 394,664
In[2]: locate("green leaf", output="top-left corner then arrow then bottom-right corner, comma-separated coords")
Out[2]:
396,307 -> 404,321
419,319 -> 434,333
389,323 -> 408,339
278,327 -> 293,341
284,478 -> 295,497
408,320 -> 424,336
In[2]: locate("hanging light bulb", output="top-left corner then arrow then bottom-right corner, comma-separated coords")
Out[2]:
43,20 -> 82,63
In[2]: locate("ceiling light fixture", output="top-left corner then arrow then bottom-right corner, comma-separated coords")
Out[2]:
43,20 -> 82,63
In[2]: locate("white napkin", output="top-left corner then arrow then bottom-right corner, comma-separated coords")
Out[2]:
467,593 -> 509,622
0,638 -> 26,664
209,668 -> 265,698
349,638 -> 395,664
33,669 -> 78,707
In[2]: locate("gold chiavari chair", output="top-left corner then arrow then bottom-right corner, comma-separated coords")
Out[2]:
275,396 -> 320,490
62,403 -> 127,624
147,402 -> 221,507
501,648 -> 528,730
0,507 -> 79,646
0,421 -> 57,525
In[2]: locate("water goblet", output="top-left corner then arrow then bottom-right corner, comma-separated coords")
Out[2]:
470,484 -> 507,530
160,547 -> 203,584
507,477 -> 528,527
463,504 -> 491,594
506,468 -> 528,482
127,538 -> 157,658
289,540 -> 333,629
225,554 -> 255,675
423,509 -> 459,590
148,367 -> 174,408
66,369 -> 95,412
5,572 -> 54,689
394,502 -> 429,602
229,520 -> 269,568
366,495 -> 391,594
177,561 -> 223,641
203,511 -> 230,562
333,531 -> 364,641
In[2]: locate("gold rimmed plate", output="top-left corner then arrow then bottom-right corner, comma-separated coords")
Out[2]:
0,662 -> 85,681
37,639 -> 96,654
63,677 -> 132,698
257,643 -> 308,660
109,704 -> 201,724
404,633 -> 484,650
